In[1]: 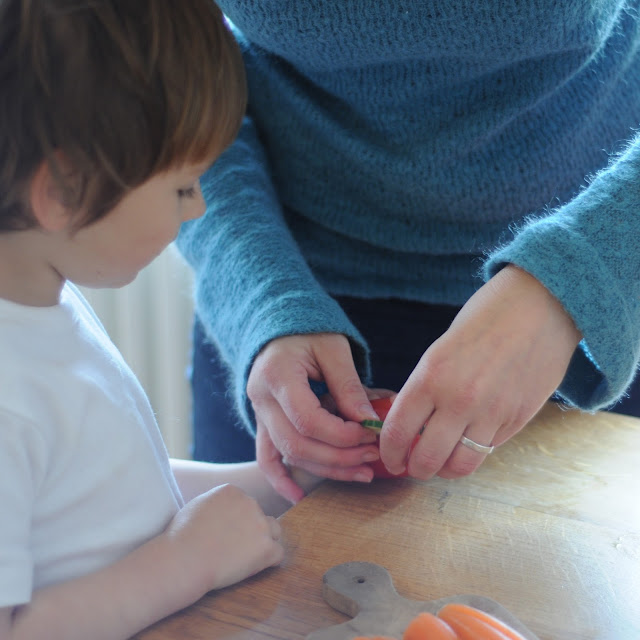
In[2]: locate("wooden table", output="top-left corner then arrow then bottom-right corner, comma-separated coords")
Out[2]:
135,404 -> 640,640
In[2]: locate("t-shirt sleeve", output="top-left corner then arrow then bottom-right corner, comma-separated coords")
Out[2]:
0,410 -> 47,607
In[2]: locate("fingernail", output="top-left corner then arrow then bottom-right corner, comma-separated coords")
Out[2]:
389,465 -> 406,475
361,431 -> 379,444
354,472 -> 373,483
359,403 -> 379,419
363,451 -> 379,463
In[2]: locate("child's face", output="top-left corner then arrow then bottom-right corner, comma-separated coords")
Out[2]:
60,163 -> 209,289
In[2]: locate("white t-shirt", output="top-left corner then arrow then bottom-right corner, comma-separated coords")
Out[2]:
0,284 -> 184,607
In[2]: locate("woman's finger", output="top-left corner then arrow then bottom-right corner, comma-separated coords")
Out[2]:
256,422 -> 305,503
436,423 -> 498,479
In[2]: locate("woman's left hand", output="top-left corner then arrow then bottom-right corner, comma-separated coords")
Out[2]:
379,265 -> 582,479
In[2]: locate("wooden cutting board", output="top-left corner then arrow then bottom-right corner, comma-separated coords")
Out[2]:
306,562 -> 539,640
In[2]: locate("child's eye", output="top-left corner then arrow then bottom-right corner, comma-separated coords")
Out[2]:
177,186 -> 197,199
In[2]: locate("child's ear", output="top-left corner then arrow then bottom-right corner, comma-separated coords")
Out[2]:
29,159 -> 76,232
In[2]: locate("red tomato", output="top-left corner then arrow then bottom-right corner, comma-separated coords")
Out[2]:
369,396 -> 395,418
367,397 -> 420,479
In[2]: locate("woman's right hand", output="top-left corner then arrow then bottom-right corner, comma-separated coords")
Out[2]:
247,333 -> 384,503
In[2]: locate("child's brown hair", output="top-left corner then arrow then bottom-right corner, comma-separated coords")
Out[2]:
0,0 -> 246,231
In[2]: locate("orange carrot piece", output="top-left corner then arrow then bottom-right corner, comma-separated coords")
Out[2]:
438,613 -> 514,639
402,612 -> 458,640
437,603 -> 527,640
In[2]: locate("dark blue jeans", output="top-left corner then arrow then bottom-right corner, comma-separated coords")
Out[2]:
190,296 -> 640,463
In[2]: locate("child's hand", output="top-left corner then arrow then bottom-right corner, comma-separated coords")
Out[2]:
163,483 -> 284,597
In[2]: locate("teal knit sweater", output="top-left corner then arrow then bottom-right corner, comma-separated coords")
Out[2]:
177,0 -> 640,431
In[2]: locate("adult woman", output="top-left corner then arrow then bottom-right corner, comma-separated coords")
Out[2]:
178,1 -> 640,503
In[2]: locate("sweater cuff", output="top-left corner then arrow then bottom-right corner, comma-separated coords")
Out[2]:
230,293 -> 371,435
484,214 -> 637,411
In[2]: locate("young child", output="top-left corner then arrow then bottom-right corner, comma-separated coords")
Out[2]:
0,2 -> 319,639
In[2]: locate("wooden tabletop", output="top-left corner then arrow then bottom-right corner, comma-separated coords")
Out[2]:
134,404 -> 640,640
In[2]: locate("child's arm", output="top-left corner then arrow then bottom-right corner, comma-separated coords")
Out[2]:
0,484 -> 282,640
171,458 -> 324,517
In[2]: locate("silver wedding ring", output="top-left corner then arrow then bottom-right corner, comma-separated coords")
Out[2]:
459,435 -> 495,455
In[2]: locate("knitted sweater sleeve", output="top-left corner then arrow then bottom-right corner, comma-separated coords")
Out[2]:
176,117 -> 369,433
484,132 -> 640,411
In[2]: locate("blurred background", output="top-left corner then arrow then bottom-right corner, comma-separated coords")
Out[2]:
81,244 -> 194,459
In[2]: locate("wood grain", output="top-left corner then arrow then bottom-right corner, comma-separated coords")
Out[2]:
134,404 -> 640,640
